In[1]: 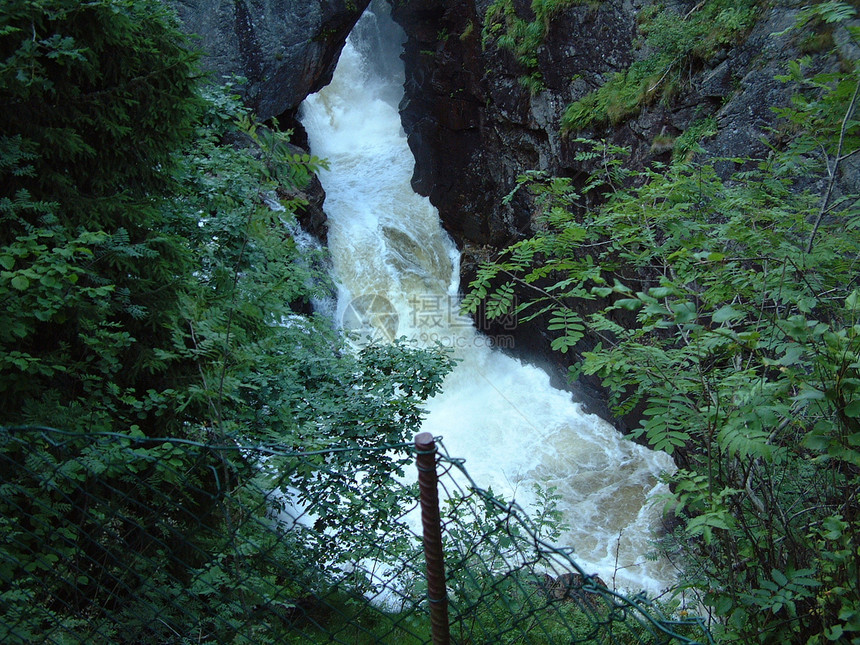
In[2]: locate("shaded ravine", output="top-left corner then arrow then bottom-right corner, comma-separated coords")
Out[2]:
300,7 -> 677,594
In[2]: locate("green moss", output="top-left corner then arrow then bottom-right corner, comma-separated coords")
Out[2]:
519,71 -> 546,93
460,19 -> 475,41
562,0 -> 760,134
562,56 -> 668,131
482,0 -> 600,94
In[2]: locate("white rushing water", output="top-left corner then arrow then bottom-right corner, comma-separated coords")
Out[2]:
300,7 -> 677,594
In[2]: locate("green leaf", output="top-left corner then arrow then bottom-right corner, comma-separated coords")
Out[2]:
551,334 -> 581,353
648,286 -> 675,298
825,625 -> 844,641
615,298 -> 642,311
672,301 -> 697,324
10,275 -> 29,290
844,399 -> 860,418
772,569 -> 788,587
779,345 -> 804,366
793,386 -> 825,403
816,1 -> 857,24
712,305 -> 743,323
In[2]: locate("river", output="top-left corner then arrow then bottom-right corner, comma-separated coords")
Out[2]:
299,5 -> 677,595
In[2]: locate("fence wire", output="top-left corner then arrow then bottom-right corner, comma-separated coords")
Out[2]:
0,426 -> 712,644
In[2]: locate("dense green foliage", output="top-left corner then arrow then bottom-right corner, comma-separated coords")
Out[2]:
2,425 -> 710,644
467,10 -> 860,643
0,0 -> 454,641
0,0 -> 453,468
0,0 -> 203,433
7,0 -> 858,642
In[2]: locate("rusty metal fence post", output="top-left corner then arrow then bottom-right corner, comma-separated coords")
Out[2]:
414,432 -> 450,645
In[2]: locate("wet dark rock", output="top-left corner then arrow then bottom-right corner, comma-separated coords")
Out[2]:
169,0 -> 370,120
698,8 -> 801,170
389,1 -> 834,250
392,0 -> 644,248
535,572 -> 609,607
278,172 -> 327,241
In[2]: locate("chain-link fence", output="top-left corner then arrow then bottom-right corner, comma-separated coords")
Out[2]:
0,426 -> 712,644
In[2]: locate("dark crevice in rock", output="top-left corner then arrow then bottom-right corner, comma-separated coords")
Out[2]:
233,0 -> 264,83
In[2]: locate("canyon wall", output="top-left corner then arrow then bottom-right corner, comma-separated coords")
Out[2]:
389,0 -> 817,248
169,0 -> 371,121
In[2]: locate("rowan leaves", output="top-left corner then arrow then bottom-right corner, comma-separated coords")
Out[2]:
470,60 -> 860,643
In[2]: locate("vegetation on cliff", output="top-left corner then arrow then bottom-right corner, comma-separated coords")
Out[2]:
5,0 -> 860,641
560,0 -> 760,131
482,0 -> 599,93
466,5 -> 860,642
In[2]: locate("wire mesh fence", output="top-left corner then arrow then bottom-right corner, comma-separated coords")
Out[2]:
0,425 -> 713,644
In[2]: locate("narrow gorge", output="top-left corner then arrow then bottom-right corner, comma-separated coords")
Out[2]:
299,5 -> 677,592
169,0 -> 860,593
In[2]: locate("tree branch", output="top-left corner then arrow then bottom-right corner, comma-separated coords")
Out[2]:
806,78 -> 860,253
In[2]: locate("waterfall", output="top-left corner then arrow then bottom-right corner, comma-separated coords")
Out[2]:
300,6 -> 677,594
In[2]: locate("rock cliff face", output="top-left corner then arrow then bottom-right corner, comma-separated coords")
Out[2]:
392,0 -> 635,248
390,0 -> 814,251
170,0 -> 370,121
